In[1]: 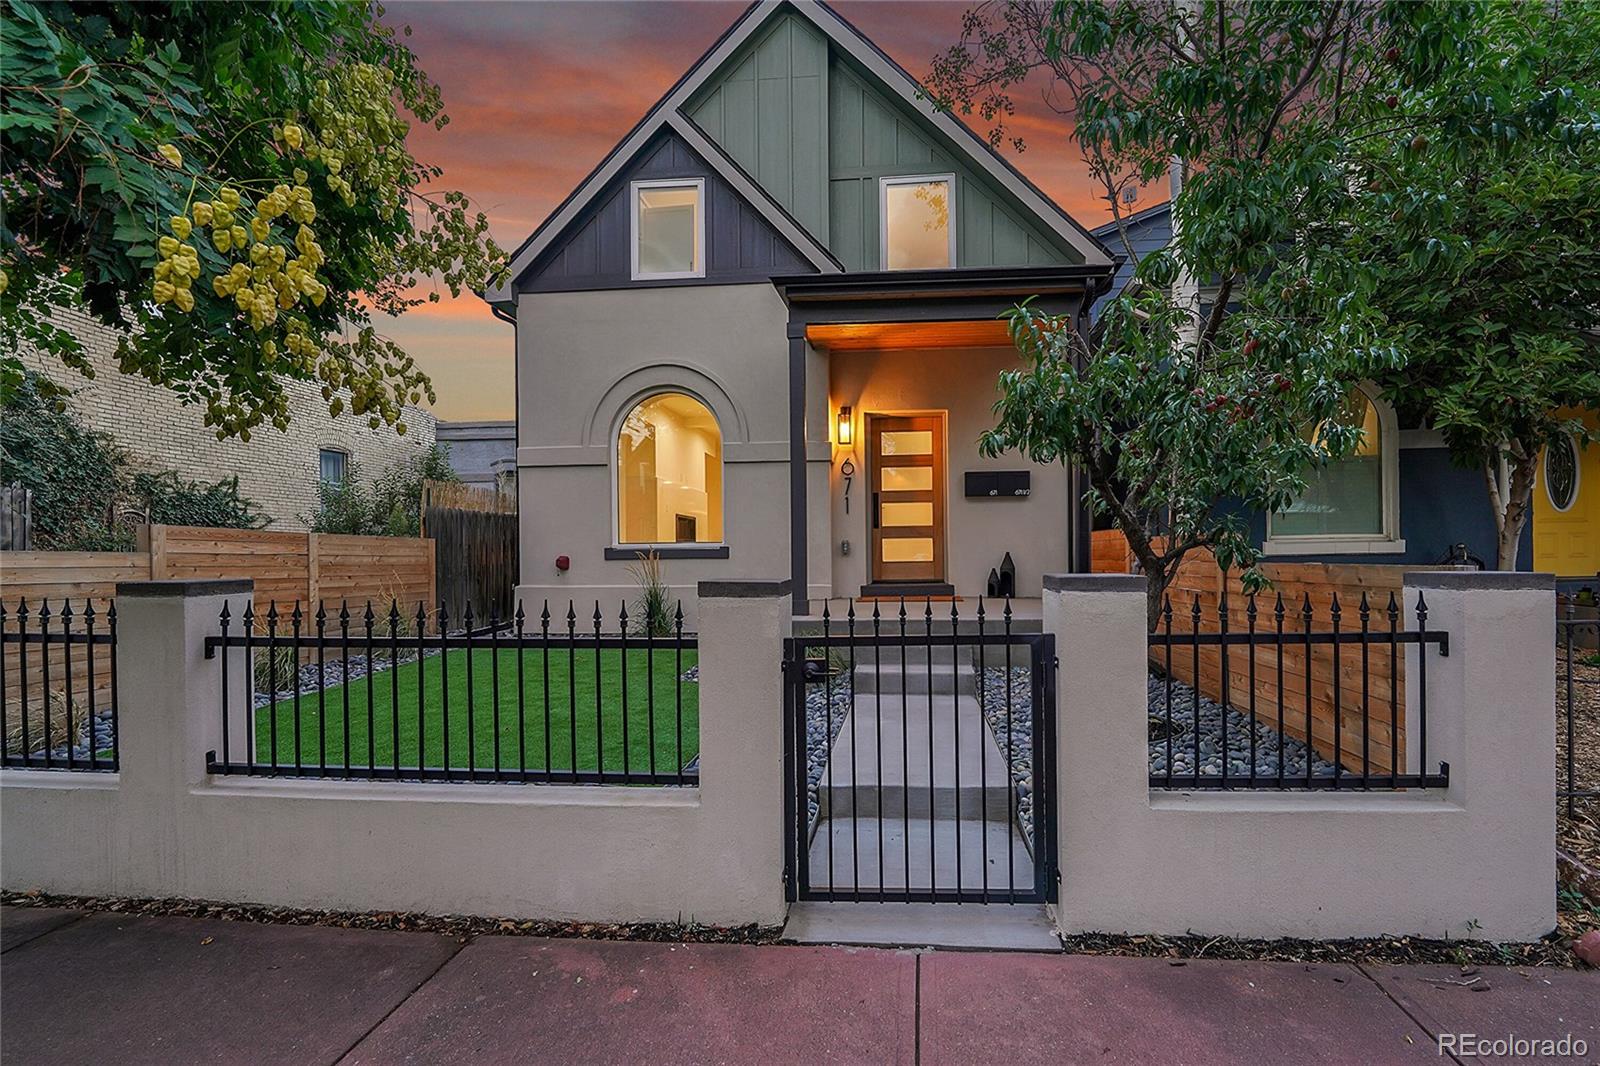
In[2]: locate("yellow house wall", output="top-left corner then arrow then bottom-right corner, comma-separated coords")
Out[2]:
1533,407 -> 1600,578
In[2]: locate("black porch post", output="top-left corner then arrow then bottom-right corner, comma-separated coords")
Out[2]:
787,322 -> 809,615
1069,287 -> 1096,573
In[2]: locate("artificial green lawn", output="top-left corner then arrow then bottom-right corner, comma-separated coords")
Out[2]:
257,647 -> 698,776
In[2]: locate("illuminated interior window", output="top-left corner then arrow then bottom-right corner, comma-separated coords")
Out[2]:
1273,390 -> 1386,537
633,180 -> 703,279
617,393 -> 723,544
882,176 -> 953,270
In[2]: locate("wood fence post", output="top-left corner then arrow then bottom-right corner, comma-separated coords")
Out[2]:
149,524 -> 169,580
307,532 -> 321,609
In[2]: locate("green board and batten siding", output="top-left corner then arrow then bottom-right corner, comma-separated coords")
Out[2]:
688,13 -> 830,242
688,12 -> 1080,272
827,61 -> 1078,271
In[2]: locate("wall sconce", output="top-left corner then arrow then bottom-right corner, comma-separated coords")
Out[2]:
837,405 -> 853,446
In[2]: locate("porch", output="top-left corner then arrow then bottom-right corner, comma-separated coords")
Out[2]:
776,267 -> 1108,616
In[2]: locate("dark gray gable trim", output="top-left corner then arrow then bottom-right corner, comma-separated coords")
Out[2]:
521,127 -> 817,293
488,0 -> 1113,308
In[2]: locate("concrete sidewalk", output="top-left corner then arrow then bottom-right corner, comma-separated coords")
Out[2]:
2,906 -> 1595,1066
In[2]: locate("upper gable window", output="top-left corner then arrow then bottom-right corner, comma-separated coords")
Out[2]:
881,175 -> 954,270
631,179 -> 704,280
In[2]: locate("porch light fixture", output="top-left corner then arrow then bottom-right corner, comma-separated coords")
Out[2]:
838,406 -> 853,446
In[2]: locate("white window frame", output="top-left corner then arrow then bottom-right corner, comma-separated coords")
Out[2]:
1263,385 -> 1406,556
1544,432 -> 1581,513
629,178 -> 705,281
610,390 -> 727,551
879,173 -> 957,271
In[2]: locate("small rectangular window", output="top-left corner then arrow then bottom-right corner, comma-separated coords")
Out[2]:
632,179 -> 704,279
319,448 -> 348,485
881,175 -> 954,270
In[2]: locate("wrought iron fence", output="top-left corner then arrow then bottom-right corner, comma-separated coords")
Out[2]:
1,599 -> 119,770
203,599 -> 697,785
1559,596 -> 1598,819
1148,588 -> 1450,790
782,598 -> 1057,905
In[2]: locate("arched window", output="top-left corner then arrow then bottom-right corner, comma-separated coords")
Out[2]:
1544,433 -> 1579,512
616,392 -> 724,545
1267,387 -> 1402,553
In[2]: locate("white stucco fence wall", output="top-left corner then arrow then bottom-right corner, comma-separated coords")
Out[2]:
0,579 -> 791,928
1045,571 -> 1556,942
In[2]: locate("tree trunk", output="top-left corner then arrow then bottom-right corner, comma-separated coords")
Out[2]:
1484,452 -> 1537,571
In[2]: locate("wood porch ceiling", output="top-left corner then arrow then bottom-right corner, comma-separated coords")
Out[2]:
805,320 -> 1013,352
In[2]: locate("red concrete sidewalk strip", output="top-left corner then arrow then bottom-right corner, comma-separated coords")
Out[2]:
0,909 -> 461,1066
1360,963 -> 1600,1065
340,937 -> 918,1066
0,906 -> 83,954
919,952 -> 1435,1065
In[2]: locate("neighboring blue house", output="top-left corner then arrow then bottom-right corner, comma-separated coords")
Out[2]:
1087,206 -> 1545,578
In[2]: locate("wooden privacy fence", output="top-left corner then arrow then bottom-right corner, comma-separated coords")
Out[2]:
1091,529 -> 1452,775
2,526 -> 435,725
425,506 -> 517,627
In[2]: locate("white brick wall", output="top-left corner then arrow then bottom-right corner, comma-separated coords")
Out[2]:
17,308 -> 438,530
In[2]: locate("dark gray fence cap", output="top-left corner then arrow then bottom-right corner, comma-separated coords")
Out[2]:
116,579 -> 254,598
1043,573 -> 1145,593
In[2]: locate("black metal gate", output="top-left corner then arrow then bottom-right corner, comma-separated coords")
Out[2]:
782,600 -> 1056,904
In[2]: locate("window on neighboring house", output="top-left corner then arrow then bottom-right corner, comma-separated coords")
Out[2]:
616,392 -> 723,545
631,179 -> 704,280
1544,433 -> 1579,512
881,175 -> 954,270
1266,387 -> 1403,553
319,448 -> 348,485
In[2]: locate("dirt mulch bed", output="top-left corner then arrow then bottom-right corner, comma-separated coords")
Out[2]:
1556,647 -> 1600,949
0,890 -> 780,946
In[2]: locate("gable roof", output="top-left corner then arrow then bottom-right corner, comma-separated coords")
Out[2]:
487,0 -> 1114,308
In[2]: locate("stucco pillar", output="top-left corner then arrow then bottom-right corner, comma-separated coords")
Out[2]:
1404,570 -> 1555,927
112,579 -> 252,895
694,579 -> 793,925
786,324 -> 809,616
1041,573 -> 1148,935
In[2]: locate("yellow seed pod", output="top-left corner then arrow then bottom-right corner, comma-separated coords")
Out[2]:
270,245 -> 286,268
158,235 -> 179,257
262,339 -> 277,358
191,202 -> 213,226
235,288 -> 254,311
277,288 -> 296,310
157,143 -> 183,168
219,186 -> 241,208
153,281 -> 175,303
155,260 -> 172,281
0,268 -> 8,296
173,288 -> 194,312
169,216 -> 192,240
283,123 -> 303,150
309,282 -> 326,307
293,168 -> 308,185
230,225 -> 248,248
212,203 -> 232,229
251,217 -> 271,243
213,275 -> 233,297
396,422 -> 407,436
212,228 -> 233,253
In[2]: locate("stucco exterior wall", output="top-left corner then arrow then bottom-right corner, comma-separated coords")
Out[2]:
513,284 -> 829,623
19,307 -> 436,531
1045,572 -> 1555,941
0,580 -> 791,927
826,346 -> 1071,601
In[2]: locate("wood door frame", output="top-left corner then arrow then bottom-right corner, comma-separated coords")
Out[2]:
866,411 -> 948,584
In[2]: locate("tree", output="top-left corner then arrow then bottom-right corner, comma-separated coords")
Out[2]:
303,441 -> 458,537
1289,1 -> 1600,568
0,1 -> 505,438
932,1 -> 1400,624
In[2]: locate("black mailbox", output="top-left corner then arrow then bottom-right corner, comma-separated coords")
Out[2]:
964,471 -> 1031,498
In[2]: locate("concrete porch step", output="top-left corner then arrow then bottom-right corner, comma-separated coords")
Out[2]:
783,901 -> 1061,952
805,816 -> 1037,900
853,662 -> 976,695
821,695 -> 1009,798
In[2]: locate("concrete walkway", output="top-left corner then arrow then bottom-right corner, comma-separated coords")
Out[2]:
4,905 -> 1596,1065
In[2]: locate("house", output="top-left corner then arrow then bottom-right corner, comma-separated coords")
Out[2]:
488,0 -> 1118,617
1089,207 -> 1600,592
17,306 -> 438,532
436,420 -> 516,492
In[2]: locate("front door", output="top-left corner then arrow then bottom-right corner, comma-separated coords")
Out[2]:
869,414 -> 946,583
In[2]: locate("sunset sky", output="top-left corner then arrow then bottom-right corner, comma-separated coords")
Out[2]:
381,1 -> 1129,421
